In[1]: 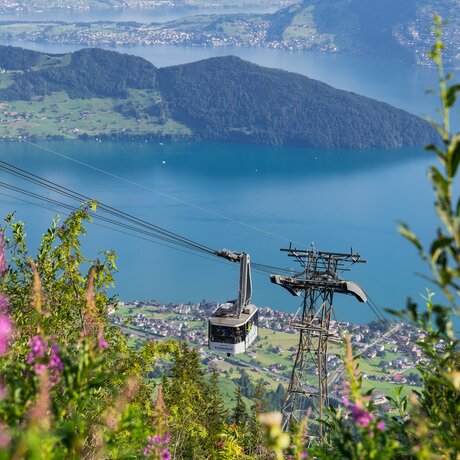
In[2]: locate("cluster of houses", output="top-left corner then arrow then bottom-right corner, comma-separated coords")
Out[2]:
0,19 -> 338,54
113,299 -> 429,391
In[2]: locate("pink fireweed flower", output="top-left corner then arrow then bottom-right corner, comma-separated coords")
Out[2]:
33,363 -> 47,376
376,420 -> 385,432
49,343 -> 64,383
144,432 -> 171,459
27,336 -> 63,383
27,335 -> 47,363
350,403 -> 375,428
0,314 -> 13,356
98,337 -> 109,350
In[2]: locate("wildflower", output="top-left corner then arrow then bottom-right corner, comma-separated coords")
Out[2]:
376,420 -> 385,432
49,343 -> 64,383
27,335 -> 47,363
350,404 -> 375,428
143,432 -> 171,459
0,314 -> 13,356
98,336 -> 109,350
300,452 -> 308,458
27,336 -> 63,383
34,363 -> 47,376
344,397 -> 376,428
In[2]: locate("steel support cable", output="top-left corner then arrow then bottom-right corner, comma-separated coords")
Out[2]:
0,190 -> 287,280
0,179 -> 293,278
0,181 -> 221,257
0,160 -> 299,274
0,161 -> 216,256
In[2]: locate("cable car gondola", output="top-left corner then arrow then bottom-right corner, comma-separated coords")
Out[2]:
208,251 -> 258,355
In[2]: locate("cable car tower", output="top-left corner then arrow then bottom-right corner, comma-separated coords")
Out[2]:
270,244 -> 366,438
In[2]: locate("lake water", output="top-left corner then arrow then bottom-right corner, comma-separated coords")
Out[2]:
0,141 -> 440,324
0,41 -> 459,323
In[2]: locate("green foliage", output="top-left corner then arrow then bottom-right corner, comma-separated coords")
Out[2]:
232,385 -> 249,426
0,45 -> 41,70
157,55 -> 438,148
0,46 -> 157,101
308,16 -> 460,460
0,207 -> 172,458
0,44 -> 438,148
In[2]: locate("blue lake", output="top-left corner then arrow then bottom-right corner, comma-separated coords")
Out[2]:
0,42 -> 458,323
0,141 -> 440,324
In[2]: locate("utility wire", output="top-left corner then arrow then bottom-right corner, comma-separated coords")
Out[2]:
0,159 -> 295,274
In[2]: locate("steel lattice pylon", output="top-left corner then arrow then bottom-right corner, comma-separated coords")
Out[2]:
270,245 -> 367,439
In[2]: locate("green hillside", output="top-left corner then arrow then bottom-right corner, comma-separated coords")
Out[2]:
0,44 -> 438,148
0,0 -> 457,67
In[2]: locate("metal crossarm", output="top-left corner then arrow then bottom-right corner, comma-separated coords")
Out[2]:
270,245 -> 366,439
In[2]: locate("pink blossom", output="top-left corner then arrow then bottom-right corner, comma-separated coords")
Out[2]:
27,336 -> 64,383
376,420 -> 385,432
33,363 -> 47,375
27,335 -> 47,363
98,337 -> 109,350
350,403 -> 375,428
144,432 -> 171,459
0,314 -> 13,356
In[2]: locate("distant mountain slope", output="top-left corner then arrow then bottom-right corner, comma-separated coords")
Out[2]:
0,45 -> 437,148
157,56 -> 436,148
293,0 -> 451,65
0,47 -> 157,100
0,0 -> 457,67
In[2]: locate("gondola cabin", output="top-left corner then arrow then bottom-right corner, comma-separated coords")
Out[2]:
209,303 -> 258,355
208,250 -> 258,355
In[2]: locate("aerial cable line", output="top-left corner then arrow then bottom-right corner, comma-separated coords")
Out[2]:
0,190 -> 258,273
23,139 -> 300,244
0,162 -> 296,274
0,160 -> 216,256
0,184 -> 285,280
0,159 -> 295,275
0,181 -> 217,256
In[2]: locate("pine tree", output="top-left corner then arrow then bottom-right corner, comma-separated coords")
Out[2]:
249,380 -> 269,459
204,370 -> 228,452
232,384 -> 248,426
163,342 -> 210,459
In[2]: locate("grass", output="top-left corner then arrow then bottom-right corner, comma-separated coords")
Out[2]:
0,89 -> 191,140
0,73 -> 13,89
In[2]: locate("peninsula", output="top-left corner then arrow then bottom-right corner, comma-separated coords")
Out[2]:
0,45 -> 437,148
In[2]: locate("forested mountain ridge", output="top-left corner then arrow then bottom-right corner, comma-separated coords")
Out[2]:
157,55 -> 436,148
0,45 -> 438,148
0,47 -> 157,100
